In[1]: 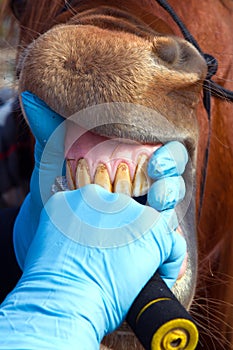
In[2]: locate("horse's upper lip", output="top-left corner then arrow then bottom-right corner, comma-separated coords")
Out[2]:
64,102 -> 196,155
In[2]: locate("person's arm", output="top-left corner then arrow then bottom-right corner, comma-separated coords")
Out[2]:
0,184 -> 186,350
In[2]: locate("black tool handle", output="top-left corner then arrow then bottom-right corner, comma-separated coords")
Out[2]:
126,272 -> 199,350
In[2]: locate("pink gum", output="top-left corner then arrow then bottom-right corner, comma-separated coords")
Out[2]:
65,126 -> 161,182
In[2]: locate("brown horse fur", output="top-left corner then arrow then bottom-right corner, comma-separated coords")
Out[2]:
1,0 -> 233,348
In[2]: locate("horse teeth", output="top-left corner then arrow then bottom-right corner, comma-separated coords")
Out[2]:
113,163 -> 132,196
94,164 -> 112,192
75,158 -> 91,188
66,159 -> 76,190
64,156 -> 152,196
132,155 -> 152,197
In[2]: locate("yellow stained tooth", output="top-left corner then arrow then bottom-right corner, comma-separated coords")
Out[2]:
75,159 -> 91,188
113,163 -> 132,196
132,155 -> 152,197
66,159 -> 76,190
94,164 -> 112,192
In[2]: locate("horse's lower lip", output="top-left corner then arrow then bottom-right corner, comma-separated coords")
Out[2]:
178,252 -> 188,280
176,226 -> 188,280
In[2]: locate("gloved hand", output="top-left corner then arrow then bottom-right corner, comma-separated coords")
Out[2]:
6,91 -> 189,349
14,92 -> 65,269
0,184 -> 186,350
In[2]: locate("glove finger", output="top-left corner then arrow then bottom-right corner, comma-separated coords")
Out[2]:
21,91 -> 64,145
147,141 -> 188,180
147,176 -> 186,211
158,230 -> 187,289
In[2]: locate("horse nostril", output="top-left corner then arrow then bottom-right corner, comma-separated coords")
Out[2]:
152,36 -> 179,65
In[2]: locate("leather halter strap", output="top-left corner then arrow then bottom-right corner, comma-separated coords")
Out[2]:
155,0 -> 233,219
156,0 -> 233,110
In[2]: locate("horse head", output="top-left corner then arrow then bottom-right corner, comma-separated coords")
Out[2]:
3,0 -> 233,348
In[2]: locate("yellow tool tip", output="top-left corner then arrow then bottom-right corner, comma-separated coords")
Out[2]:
151,318 -> 199,350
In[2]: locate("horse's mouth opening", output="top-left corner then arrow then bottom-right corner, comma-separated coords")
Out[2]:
64,128 -> 162,198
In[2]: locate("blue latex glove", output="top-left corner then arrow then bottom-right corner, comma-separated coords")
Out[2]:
147,141 -> 188,211
0,184 -> 186,350
14,91 -> 65,269
147,141 -> 188,179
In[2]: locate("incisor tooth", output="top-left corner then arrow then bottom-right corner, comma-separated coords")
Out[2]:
94,164 -> 112,192
113,163 -> 132,196
66,159 -> 76,190
132,155 -> 151,197
75,159 -> 91,188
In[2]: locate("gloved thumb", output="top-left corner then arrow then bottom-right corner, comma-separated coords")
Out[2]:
20,91 -> 65,148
